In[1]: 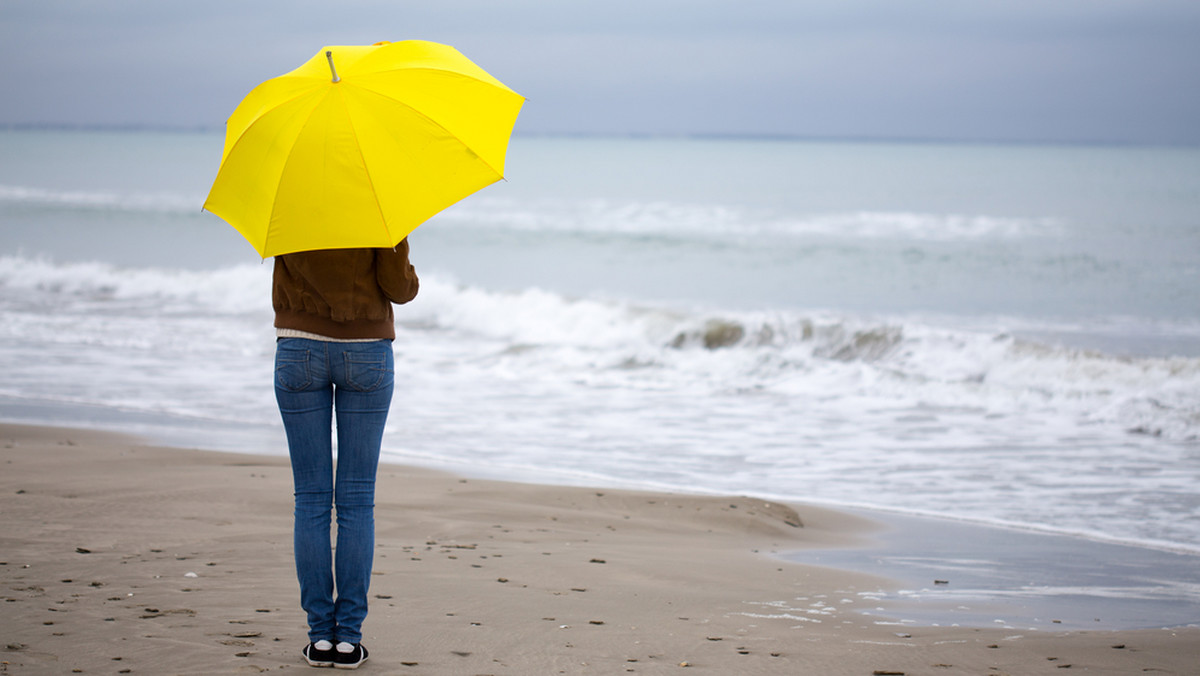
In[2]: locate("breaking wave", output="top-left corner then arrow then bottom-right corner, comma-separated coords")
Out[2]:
2,254 -> 1197,443
1,181 -> 1056,247
439,197 -> 1059,242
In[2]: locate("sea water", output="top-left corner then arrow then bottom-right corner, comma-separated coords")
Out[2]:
2,129 -> 1198,557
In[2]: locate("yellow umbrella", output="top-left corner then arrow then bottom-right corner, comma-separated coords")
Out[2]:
203,40 -> 524,258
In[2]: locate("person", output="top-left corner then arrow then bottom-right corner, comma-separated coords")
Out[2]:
271,242 -> 419,669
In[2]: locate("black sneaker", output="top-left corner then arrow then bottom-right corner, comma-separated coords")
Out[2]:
303,640 -> 336,667
333,642 -> 368,669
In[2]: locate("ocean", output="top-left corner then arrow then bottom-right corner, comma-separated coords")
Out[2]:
2,128 -> 1199,556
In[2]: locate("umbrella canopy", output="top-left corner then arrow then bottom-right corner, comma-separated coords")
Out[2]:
203,40 -> 524,258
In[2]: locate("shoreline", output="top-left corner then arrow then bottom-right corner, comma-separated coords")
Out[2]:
2,423 -> 1198,675
790,509 -> 1200,632
5,395 -> 1200,559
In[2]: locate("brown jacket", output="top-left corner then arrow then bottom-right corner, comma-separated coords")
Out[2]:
272,240 -> 419,340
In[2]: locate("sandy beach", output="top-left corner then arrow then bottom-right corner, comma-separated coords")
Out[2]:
1,423 -> 1196,675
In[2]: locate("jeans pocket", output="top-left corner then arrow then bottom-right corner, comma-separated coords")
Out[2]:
344,351 -> 393,392
275,347 -> 312,392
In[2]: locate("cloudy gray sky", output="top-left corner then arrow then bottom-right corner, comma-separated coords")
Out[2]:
3,0 -> 1198,144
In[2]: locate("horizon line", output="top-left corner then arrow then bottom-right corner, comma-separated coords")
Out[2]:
2,121 -> 1196,150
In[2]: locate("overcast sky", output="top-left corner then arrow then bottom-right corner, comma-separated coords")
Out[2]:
3,0 -> 1198,144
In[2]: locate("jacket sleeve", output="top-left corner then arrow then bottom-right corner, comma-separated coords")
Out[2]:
376,239 -> 419,305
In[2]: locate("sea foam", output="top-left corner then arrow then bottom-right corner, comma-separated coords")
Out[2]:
3,254 -> 1197,443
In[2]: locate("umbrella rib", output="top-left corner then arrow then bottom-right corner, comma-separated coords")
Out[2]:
219,76 -> 322,164
335,91 -> 390,246
209,79 -> 326,258
349,79 -> 510,180
357,65 -> 515,93
262,88 -> 334,257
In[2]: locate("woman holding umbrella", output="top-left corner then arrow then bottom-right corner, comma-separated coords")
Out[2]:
203,40 -> 521,669
273,243 -> 419,668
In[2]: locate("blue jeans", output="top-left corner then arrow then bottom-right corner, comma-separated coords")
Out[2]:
274,338 -> 394,644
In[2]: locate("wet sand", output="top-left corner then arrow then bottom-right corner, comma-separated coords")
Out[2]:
2,423 -> 1197,675
789,510 -> 1200,631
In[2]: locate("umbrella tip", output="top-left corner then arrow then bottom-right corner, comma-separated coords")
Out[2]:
325,50 -> 341,83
